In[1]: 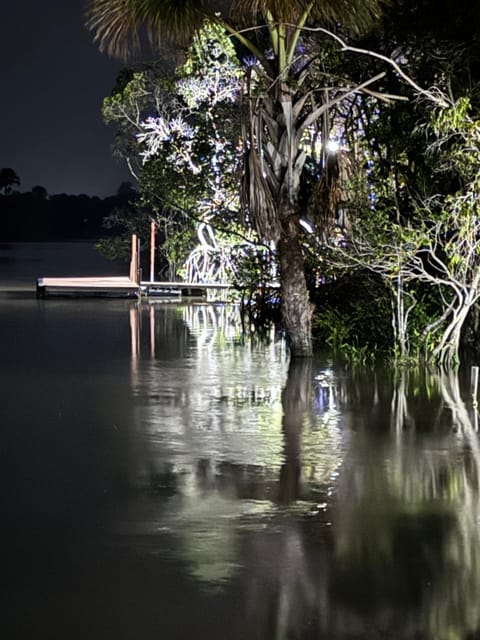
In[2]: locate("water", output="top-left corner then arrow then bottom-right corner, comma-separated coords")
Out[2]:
1,243 -> 480,639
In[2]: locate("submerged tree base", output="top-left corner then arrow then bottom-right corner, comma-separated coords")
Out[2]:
278,233 -> 314,358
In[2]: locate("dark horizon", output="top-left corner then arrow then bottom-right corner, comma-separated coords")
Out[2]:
0,187 -> 137,243
0,181 -> 133,200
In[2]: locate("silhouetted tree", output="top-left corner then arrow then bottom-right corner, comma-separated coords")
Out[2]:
116,180 -> 137,200
31,185 -> 48,199
0,168 -> 20,195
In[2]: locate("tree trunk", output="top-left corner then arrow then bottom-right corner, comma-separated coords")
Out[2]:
278,232 -> 313,357
432,301 -> 472,367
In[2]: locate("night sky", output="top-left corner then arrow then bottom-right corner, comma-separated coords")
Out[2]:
0,1 -> 132,197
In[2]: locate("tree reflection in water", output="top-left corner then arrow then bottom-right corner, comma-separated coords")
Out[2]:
329,368 -> 480,640
124,304 -> 480,640
244,356 -> 320,640
279,358 -> 312,504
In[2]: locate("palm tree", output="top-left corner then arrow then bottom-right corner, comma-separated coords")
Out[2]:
0,167 -> 20,195
87,0 -> 388,356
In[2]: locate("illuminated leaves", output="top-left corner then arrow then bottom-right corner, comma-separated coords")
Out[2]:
328,95 -> 480,366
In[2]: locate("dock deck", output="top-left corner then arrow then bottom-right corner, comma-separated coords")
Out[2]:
35,234 -> 235,300
36,276 -> 141,298
36,277 -> 233,299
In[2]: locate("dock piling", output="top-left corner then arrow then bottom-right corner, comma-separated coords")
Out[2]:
472,365 -> 479,405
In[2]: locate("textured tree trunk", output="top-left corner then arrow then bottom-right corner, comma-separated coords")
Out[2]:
278,231 -> 313,357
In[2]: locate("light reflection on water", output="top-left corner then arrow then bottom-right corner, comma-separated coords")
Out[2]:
1,292 -> 480,639
121,303 -> 345,593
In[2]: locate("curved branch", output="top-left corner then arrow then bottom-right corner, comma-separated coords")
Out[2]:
292,25 -> 452,107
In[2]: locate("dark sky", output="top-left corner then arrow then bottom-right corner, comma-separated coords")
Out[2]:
0,1 -> 132,197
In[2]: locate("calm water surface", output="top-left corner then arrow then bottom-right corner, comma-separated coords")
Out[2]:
1,243 -> 480,639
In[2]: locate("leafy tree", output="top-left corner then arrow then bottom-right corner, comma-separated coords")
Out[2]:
87,0 -> 389,356
0,168 -> 20,195
325,92 -> 480,367
293,9 -> 480,365
102,21 -> 249,282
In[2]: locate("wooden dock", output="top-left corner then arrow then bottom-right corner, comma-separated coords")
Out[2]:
36,234 -> 234,300
36,276 -> 141,298
37,234 -> 143,298
35,277 -> 233,299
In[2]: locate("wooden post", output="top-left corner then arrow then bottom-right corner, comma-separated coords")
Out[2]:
130,234 -> 141,284
150,221 -> 156,283
472,365 -> 479,405
129,234 -> 136,282
136,235 -> 141,284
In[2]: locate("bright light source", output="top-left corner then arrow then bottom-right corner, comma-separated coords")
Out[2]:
327,139 -> 339,153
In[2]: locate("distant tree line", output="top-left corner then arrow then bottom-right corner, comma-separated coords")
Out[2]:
0,170 -> 137,241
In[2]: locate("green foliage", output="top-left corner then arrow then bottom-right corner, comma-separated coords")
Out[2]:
399,286 -> 443,358
312,272 -> 393,361
88,0 -> 395,356
313,308 -> 373,364
160,222 -> 196,280
328,91 -> 480,367
136,21 -> 242,219
96,201 -> 149,259
100,21 -> 248,281
95,236 -> 131,261
135,23 -> 246,281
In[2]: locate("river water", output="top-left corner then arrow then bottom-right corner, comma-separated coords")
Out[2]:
1,243 -> 480,639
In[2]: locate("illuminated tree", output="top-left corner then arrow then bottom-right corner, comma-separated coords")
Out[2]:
87,0 -> 389,356
323,93 -> 480,367
102,22 -> 251,282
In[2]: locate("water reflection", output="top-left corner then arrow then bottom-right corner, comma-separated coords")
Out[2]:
329,368 -> 480,639
4,292 -> 480,639
121,304 -> 344,636
123,308 -> 480,638
122,303 -> 292,585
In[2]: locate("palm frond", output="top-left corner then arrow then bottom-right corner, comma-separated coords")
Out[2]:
242,148 -> 281,241
86,0 -> 216,59
309,149 -> 357,235
231,0 -> 389,32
